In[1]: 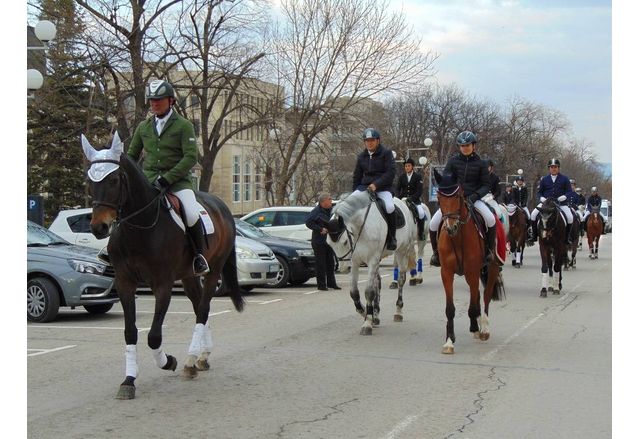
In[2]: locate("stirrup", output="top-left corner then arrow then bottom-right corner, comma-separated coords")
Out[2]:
193,254 -> 210,276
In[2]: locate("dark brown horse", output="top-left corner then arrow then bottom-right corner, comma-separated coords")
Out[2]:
82,134 -> 244,399
507,205 -> 527,268
564,209 -> 580,269
535,199 -> 566,297
434,171 -> 505,355
586,205 -> 603,259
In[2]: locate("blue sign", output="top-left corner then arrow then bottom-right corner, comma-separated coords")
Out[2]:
27,195 -> 44,225
427,164 -> 446,202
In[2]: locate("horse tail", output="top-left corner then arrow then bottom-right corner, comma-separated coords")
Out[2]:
481,266 -> 506,301
223,243 -> 245,312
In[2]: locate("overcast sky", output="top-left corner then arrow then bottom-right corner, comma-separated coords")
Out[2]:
387,0 -> 612,163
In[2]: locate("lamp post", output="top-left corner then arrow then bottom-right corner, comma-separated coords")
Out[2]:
27,20 -> 57,97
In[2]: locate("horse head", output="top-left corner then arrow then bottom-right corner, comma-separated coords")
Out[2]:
538,198 -> 561,239
327,213 -> 346,242
434,169 -> 465,237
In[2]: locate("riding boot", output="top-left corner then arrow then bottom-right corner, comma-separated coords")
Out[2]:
527,221 -> 538,245
565,223 -> 573,245
417,217 -> 426,241
385,211 -> 397,250
484,225 -> 496,264
187,219 -> 210,276
527,219 -> 534,241
429,230 -> 440,267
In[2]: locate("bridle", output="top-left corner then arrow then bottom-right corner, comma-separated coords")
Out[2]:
439,186 -> 470,237
89,159 -> 165,229
329,194 -> 375,260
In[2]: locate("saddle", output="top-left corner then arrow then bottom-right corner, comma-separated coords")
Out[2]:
162,192 -> 215,235
466,201 -> 506,265
373,198 -> 406,229
404,199 -> 420,223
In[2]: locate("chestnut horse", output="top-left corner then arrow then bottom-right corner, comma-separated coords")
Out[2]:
586,205 -> 603,259
82,134 -> 244,399
434,170 -> 505,355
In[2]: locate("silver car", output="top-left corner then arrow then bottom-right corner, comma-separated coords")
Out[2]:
27,221 -> 118,323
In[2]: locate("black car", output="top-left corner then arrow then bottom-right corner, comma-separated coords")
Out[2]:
235,219 -> 315,288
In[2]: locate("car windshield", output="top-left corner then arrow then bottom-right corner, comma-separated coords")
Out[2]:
235,219 -> 271,238
27,222 -> 70,246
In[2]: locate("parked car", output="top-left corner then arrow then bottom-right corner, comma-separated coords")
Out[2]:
240,206 -> 313,241
601,199 -> 612,232
49,208 -> 280,294
27,220 -> 118,323
235,219 -> 316,288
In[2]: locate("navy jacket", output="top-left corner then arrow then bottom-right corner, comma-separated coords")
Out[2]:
352,144 -> 395,192
587,194 -> 602,211
513,185 -> 529,208
567,190 -> 581,208
305,205 -> 332,244
443,151 -> 490,199
537,173 -> 572,205
396,172 -> 424,204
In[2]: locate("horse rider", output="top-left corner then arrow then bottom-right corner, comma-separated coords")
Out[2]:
352,128 -> 397,250
512,175 -> 533,239
396,158 -> 427,240
487,159 -> 502,201
581,186 -> 606,234
527,158 -> 574,246
127,79 -> 210,276
576,187 -> 586,206
428,130 -> 496,266
567,179 -> 581,210
500,184 -> 514,205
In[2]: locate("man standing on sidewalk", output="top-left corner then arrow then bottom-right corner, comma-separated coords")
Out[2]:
305,193 -> 341,291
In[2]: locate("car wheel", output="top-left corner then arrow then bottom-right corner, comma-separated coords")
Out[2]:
27,278 -> 60,323
270,256 -> 290,288
83,303 -> 114,314
289,276 -> 311,286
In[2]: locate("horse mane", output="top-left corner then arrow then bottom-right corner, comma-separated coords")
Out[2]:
333,191 -> 372,218
119,153 -> 153,191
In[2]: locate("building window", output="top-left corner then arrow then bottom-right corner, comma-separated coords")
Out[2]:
232,155 -> 241,202
255,164 -> 262,201
244,161 -> 252,202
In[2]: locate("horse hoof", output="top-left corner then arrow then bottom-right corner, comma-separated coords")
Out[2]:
196,358 -> 210,371
373,317 -> 380,326
116,385 -> 135,400
360,326 -> 373,336
540,289 -> 547,298
163,354 -> 177,371
409,279 -> 417,286
441,346 -> 454,355
389,282 -> 398,289
182,365 -> 198,379
416,279 -> 423,284
393,314 -> 403,322
473,331 -> 480,339
479,332 -> 490,341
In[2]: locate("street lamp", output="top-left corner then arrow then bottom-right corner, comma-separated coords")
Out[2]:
27,20 -> 57,96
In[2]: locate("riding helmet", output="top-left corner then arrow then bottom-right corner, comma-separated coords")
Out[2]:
515,175 -> 524,181
591,186 -> 597,192
569,178 -> 576,184
404,158 -> 415,166
547,158 -> 560,167
146,79 -> 175,100
362,128 -> 380,140
576,187 -> 582,192
456,130 -> 477,145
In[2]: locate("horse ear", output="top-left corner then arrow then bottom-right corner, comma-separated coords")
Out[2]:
434,168 -> 442,184
81,134 -> 96,161
110,131 -> 124,156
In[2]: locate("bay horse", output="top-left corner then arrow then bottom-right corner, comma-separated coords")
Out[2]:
535,198 -> 567,297
586,205 -> 603,259
326,190 -> 417,334
506,204 -> 527,268
81,133 -> 244,399
434,170 -> 505,355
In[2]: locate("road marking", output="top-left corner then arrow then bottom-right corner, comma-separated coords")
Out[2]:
28,345 -> 76,357
304,274 -> 391,295
28,325 -> 152,331
258,299 -> 283,304
381,414 -> 419,439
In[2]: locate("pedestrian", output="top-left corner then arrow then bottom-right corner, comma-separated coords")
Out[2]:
127,79 -> 209,275
305,192 -> 341,291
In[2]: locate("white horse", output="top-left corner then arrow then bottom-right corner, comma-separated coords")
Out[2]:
390,202 -> 432,288
327,191 -> 417,335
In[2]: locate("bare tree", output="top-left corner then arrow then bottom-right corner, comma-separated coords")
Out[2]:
261,0 -> 437,204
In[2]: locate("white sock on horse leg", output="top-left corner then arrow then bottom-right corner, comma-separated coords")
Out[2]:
152,347 -> 168,368
125,344 -> 138,378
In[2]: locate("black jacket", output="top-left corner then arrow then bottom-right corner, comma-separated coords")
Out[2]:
396,172 -> 424,204
305,205 -> 332,244
352,144 -> 395,192
443,152 -> 490,199
501,188 -> 514,204
489,172 -> 502,198
587,194 -> 602,211
513,185 -> 528,208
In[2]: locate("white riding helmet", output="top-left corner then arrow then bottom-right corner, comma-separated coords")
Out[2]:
591,186 -> 597,192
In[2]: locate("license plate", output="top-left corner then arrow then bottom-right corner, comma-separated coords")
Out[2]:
269,264 -> 280,272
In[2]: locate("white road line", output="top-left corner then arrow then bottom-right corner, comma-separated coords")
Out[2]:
381,414 -> 419,439
304,274 -> 391,295
28,325 -> 152,331
258,299 -> 283,304
28,345 -> 77,357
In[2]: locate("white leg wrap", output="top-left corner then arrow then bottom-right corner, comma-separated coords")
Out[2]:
125,344 -> 138,378
541,273 -> 548,289
152,347 -> 168,368
203,321 -> 213,352
188,323 -> 207,357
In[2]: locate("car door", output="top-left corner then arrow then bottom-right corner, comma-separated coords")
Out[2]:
67,213 -> 109,250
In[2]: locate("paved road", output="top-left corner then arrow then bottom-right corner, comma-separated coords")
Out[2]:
27,235 -> 612,439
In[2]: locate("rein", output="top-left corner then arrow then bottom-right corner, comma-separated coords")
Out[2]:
333,194 -> 375,260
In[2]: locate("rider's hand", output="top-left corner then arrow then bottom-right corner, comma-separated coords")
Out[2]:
320,227 -> 328,235
557,195 -> 567,202
153,176 -> 170,192
367,183 -> 377,192
540,196 -> 547,202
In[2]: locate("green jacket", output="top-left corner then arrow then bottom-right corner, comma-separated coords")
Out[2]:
127,110 -> 198,191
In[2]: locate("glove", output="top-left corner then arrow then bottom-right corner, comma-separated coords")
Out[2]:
153,176 -> 170,192
540,197 -> 547,202
557,195 -> 567,202
466,193 -> 479,203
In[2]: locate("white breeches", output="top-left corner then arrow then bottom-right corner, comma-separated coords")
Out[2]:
174,189 -> 200,226
521,206 -> 531,219
415,203 -> 426,219
429,200 -> 496,232
352,189 -> 394,214
531,204 -> 572,223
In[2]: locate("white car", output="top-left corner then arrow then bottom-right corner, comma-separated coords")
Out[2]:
49,208 -> 280,292
240,206 -> 313,241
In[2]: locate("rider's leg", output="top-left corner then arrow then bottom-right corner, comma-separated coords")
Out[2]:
416,204 -> 426,241
175,189 -> 210,275
429,209 -> 442,266
379,191 -> 396,250
473,200 -> 496,263
528,206 -> 540,243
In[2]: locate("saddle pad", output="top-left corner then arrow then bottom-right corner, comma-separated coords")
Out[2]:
375,198 -> 406,228
506,204 -> 517,215
165,196 -> 214,235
